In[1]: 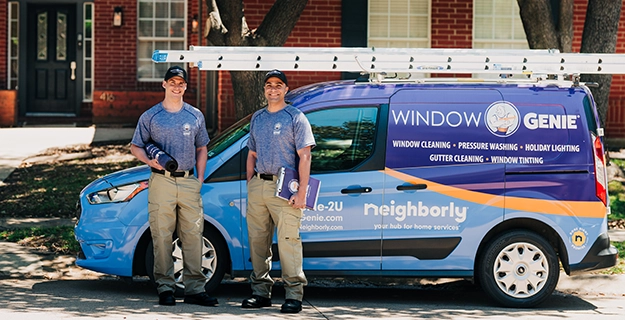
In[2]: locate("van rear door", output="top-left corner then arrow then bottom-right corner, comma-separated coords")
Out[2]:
499,87 -> 608,265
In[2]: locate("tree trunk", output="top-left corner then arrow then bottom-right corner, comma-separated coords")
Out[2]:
517,0 -> 559,49
205,0 -> 309,120
580,0 -> 622,128
557,0 -> 574,52
517,0 -> 574,52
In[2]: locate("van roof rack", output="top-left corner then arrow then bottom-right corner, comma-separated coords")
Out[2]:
152,46 -> 625,82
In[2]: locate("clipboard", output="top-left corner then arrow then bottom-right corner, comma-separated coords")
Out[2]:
275,167 -> 321,210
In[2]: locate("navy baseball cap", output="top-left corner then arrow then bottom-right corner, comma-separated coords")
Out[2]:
264,69 -> 288,86
164,66 -> 188,82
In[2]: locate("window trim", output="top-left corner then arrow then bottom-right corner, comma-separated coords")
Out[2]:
137,0 -> 188,82
367,0 -> 431,49
7,1 -> 19,90
472,0 -> 528,49
83,2 -> 94,102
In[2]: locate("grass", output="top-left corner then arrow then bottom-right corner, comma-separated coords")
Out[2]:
0,226 -> 80,254
0,143 -> 140,254
0,144 -> 141,219
601,241 -> 625,274
609,180 -> 625,220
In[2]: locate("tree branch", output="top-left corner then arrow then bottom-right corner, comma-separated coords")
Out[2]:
205,0 -> 228,46
255,0 -> 309,46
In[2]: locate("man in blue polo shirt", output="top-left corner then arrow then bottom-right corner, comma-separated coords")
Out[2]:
241,70 -> 316,314
130,66 -> 216,307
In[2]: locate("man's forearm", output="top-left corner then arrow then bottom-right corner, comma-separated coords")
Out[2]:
196,146 -> 207,179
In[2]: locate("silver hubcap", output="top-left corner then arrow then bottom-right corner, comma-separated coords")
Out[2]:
172,236 -> 217,290
493,242 -> 548,298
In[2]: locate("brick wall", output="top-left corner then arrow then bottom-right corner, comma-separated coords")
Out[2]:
2,1 -> 624,137
430,0 -> 473,78
431,0 -> 472,49
92,0 -> 201,125
92,91 -> 162,124
0,1 -> 16,127
94,1 -> 139,91
0,90 -> 17,127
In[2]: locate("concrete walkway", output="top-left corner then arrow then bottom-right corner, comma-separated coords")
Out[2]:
1,236 -> 625,298
0,126 -> 135,184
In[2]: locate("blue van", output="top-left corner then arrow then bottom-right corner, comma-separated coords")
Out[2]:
75,78 -> 617,307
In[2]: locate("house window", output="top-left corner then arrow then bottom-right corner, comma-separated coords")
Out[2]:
368,0 -> 430,48
83,2 -> 94,101
473,0 -> 528,49
8,1 -> 19,90
137,0 -> 187,81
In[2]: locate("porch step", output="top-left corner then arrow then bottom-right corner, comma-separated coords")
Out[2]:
18,116 -> 93,127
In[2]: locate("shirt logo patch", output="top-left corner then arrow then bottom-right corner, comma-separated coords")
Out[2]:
273,122 -> 282,135
183,123 -> 192,136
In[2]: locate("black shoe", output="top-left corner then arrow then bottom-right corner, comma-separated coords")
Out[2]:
241,295 -> 272,308
184,292 -> 218,306
158,291 -> 176,306
280,299 -> 302,313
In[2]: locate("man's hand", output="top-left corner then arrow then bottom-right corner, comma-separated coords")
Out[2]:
149,158 -> 164,171
290,191 -> 307,209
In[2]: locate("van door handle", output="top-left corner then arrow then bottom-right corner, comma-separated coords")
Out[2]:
341,187 -> 372,194
396,184 -> 427,191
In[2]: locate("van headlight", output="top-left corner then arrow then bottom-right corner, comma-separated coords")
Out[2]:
87,181 -> 149,204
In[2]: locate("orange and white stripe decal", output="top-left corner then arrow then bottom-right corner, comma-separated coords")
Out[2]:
385,168 -> 606,218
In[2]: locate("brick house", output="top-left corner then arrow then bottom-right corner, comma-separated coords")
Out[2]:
0,0 -> 624,145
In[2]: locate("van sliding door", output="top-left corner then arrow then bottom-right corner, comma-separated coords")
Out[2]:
382,88 -> 506,276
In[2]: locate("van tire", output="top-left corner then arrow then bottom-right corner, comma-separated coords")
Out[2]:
145,226 -> 228,296
477,230 -> 559,308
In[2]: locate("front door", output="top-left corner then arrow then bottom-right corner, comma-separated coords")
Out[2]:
26,4 -> 77,114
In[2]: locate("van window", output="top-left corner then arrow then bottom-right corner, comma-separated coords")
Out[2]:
206,114 -> 251,159
583,95 -> 598,134
206,147 -> 248,183
307,107 -> 378,173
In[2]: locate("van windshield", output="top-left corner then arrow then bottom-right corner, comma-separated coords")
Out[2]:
207,114 -> 251,159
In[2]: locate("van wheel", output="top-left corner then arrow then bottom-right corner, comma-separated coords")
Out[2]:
145,227 -> 227,296
477,230 -> 559,308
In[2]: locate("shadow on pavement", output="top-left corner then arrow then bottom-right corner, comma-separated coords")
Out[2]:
0,277 -> 599,320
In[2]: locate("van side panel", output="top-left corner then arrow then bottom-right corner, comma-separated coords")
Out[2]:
382,88 -> 506,271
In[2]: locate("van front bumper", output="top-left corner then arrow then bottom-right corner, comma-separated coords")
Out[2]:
569,231 -> 618,275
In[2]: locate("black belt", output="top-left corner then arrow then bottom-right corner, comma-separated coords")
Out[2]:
151,168 -> 194,178
257,173 -> 275,181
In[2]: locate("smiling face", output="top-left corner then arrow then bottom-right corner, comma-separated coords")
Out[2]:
264,77 -> 288,104
163,76 -> 187,98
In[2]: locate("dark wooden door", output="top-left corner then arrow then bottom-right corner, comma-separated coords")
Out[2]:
27,4 -> 77,114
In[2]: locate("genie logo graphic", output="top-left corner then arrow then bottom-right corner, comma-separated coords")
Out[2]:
273,122 -> 282,135
485,101 -> 520,137
288,179 -> 299,193
182,123 -> 191,136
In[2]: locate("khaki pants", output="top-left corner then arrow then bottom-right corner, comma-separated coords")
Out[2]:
246,175 -> 307,301
148,172 -> 206,295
